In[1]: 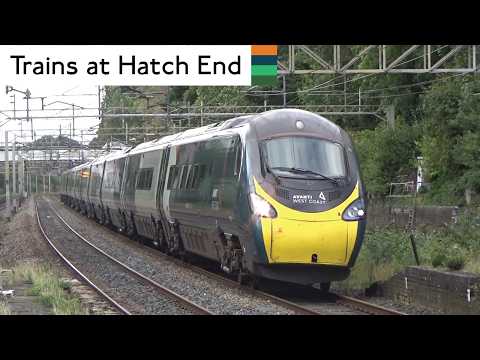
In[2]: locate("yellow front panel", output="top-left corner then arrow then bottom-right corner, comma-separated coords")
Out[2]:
255,178 -> 360,266
270,219 -> 348,264
346,221 -> 359,262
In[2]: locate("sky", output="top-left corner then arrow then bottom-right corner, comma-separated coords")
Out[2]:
0,82 -> 103,147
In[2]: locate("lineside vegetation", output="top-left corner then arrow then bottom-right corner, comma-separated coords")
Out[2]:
0,300 -> 11,315
339,208 -> 480,290
5,262 -> 88,315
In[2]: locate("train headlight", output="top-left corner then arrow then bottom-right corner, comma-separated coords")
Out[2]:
342,198 -> 366,221
250,193 -> 277,218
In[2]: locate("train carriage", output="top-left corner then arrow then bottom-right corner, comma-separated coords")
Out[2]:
100,148 -> 131,229
87,155 -> 109,221
77,162 -> 92,214
62,109 -> 366,287
120,142 -> 166,241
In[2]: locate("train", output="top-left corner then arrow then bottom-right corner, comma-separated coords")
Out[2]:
60,109 -> 367,290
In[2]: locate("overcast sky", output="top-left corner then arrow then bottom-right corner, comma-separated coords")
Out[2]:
0,82 -> 103,146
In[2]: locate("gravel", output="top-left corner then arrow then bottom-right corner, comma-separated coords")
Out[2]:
1,197 -> 121,314
0,197 -> 61,268
36,198 -> 194,315
44,196 -> 296,315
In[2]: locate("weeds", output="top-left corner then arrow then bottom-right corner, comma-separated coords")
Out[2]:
6,262 -> 88,315
340,208 -> 480,290
0,300 -> 11,315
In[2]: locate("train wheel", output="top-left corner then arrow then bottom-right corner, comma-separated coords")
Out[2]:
320,282 -> 331,293
237,272 -> 248,286
238,272 -> 258,289
179,252 -> 191,264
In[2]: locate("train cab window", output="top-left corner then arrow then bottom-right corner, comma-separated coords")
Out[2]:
136,168 -> 154,190
264,137 -> 347,179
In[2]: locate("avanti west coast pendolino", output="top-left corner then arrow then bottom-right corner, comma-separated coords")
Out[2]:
60,109 -> 367,290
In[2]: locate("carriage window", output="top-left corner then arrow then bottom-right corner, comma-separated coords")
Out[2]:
167,166 -> 175,189
136,168 -> 154,190
192,164 -> 207,189
186,165 -> 198,189
167,165 -> 180,190
180,165 -> 190,189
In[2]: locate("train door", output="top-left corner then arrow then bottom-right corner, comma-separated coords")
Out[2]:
162,145 -> 177,222
155,146 -> 171,244
115,158 -> 126,203
122,154 -> 141,212
99,161 -> 106,207
156,145 -> 169,210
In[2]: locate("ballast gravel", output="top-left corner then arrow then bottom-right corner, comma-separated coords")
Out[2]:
37,199 -> 193,315
45,196 -> 295,315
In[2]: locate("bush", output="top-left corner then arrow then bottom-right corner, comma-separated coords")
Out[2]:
351,121 -> 417,197
339,208 -> 480,291
446,255 -> 465,271
431,253 -> 447,268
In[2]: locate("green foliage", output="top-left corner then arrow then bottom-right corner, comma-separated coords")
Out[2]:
339,208 -> 480,290
351,120 -> 417,196
188,87 -> 252,106
446,254 -> 466,271
0,301 -> 11,315
431,253 -> 447,268
7,263 -> 88,315
420,77 -> 480,204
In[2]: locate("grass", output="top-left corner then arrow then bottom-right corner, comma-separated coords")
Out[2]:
0,300 -> 11,315
337,207 -> 480,291
5,262 -> 88,315
465,256 -> 480,273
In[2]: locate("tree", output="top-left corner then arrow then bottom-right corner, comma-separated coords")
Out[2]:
420,75 -> 480,204
352,120 -> 417,197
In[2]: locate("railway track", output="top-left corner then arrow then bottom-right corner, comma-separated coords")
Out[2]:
35,198 -> 212,315
334,294 -> 406,315
49,196 -> 406,315
151,250 -> 406,315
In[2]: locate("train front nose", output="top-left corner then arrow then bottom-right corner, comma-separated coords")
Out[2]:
253,178 -> 362,268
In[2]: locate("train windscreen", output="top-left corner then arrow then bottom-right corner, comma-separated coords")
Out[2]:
263,136 -> 346,179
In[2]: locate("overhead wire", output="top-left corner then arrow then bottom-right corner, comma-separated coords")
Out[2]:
246,45 -> 456,98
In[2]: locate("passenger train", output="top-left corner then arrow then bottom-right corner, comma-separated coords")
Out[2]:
61,109 -> 367,289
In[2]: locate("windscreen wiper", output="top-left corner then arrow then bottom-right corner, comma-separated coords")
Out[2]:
271,167 -> 339,184
265,163 -> 281,184
261,146 -> 280,184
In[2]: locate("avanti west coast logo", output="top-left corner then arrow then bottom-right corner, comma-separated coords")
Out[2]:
319,192 -> 326,201
292,192 -> 327,205
251,45 -> 277,86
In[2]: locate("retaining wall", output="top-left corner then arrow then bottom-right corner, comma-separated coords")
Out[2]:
367,204 -> 459,230
378,266 -> 480,314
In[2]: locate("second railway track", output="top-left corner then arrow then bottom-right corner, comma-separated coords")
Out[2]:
35,197 -> 212,315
